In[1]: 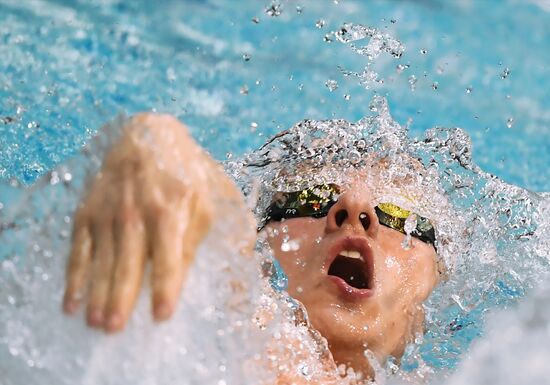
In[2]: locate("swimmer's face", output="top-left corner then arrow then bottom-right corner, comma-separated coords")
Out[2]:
264,178 -> 439,376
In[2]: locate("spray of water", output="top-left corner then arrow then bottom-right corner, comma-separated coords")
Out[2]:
1,95 -> 549,384
1,6 -> 549,383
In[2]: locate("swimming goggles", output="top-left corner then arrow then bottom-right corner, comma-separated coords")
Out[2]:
260,184 -> 436,246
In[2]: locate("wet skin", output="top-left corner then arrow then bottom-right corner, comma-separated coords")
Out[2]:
264,184 -> 439,376
63,113 -> 438,379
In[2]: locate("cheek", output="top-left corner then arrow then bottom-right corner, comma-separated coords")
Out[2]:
397,244 -> 438,301
264,219 -> 324,288
377,231 -> 438,301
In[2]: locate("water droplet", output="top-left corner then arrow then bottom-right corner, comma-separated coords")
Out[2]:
255,79 -> 261,85
343,94 -> 351,100
401,234 -> 412,250
466,86 -> 473,94
315,19 -> 326,28
226,152 -> 233,159
396,63 -> 409,74
281,241 -> 291,252
242,53 -> 251,62
408,75 -> 417,91
265,3 -> 282,17
240,85 -> 249,95
349,150 -> 361,164
166,67 -> 176,82
432,82 -> 439,90
251,16 -> 260,24
323,33 -> 333,43
1,116 -> 14,124
420,48 -> 428,54
296,5 -> 303,14
49,171 -> 60,185
506,117 -> 514,128
250,122 -> 258,132
500,67 -> 511,79
298,83 -> 304,91
325,79 -> 338,92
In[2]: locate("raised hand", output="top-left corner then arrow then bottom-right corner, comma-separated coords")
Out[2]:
63,113 -> 247,332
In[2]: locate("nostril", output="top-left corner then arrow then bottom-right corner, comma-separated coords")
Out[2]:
335,210 -> 348,227
359,212 -> 370,230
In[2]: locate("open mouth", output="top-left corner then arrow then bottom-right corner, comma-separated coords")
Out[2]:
326,238 -> 374,297
328,250 -> 371,289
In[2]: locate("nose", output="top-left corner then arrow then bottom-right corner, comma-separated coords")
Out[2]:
325,189 -> 379,236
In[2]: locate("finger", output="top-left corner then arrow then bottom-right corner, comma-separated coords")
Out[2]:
63,214 -> 93,314
151,193 -> 209,321
86,219 -> 115,328
105,205 -> 147,333
151,208 -> 186,321
151,196 -> 196,321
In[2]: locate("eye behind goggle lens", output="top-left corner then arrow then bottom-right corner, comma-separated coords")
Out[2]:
262,187 -> 436,247
375,204 -> 436,246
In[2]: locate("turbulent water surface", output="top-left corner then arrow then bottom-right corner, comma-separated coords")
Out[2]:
1,0 -> 549,384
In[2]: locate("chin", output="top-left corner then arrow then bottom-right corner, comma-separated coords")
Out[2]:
307,305 -> 377,378
299,293 -> 373,349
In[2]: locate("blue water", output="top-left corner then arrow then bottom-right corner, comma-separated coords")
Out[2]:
0,0 -> 549,381
0,0 -> 549,190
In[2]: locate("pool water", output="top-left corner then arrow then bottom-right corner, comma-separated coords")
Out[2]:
0,0 -> 549,384
0,0 -> 549,190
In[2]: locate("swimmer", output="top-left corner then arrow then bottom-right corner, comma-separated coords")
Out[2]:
62,114 -> 440,379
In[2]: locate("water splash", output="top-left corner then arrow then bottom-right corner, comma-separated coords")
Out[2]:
230,96 -> 550,383
333,23 -> 405,90
1,103 -> 549,384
